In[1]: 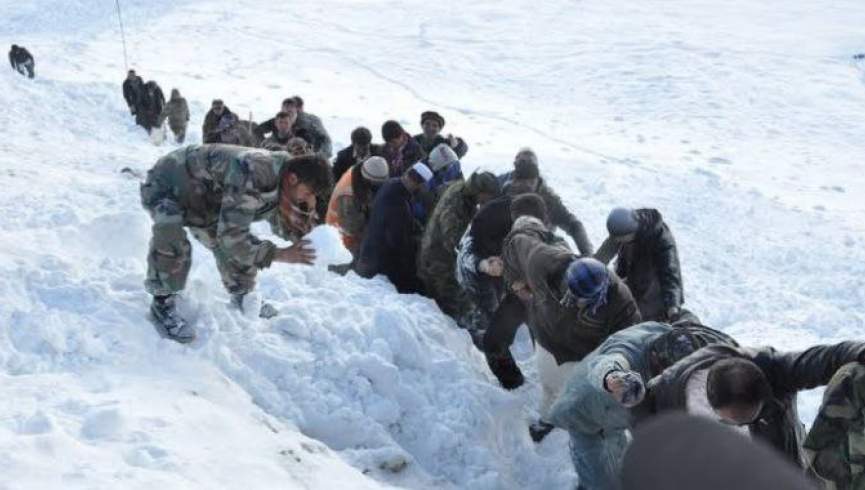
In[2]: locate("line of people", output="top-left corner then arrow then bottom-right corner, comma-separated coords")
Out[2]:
136,90 -> 863,488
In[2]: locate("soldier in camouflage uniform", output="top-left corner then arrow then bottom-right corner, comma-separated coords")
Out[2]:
805,362 -> 865,490
418,171 -> 500,321
140,144 -> 332,342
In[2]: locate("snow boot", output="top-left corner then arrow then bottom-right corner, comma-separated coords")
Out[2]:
151,295 -> 195,343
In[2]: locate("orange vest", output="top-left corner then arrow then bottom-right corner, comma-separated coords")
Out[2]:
325,170 -> 359,249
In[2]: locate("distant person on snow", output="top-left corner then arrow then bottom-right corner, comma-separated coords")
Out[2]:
9,44 -> 35,79
122,69 -> 144,117
202,99 -> 240,144
413,110 -> 468,159
595,207 -> 687,322
160,88 -> 190,144
332,127 -> 381,183
355,162 -> 433,294
138,80 -> 166,133
380,120 -> 425,177
140,144 -> 332,342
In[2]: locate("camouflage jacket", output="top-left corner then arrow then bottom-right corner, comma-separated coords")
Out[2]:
418,180 -> 476,280
141,144 -> 294,270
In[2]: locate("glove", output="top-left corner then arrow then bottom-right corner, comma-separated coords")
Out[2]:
485,350 -> 524,390
529,420 -> 555,443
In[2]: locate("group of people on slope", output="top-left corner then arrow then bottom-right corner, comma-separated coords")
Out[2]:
135,88 -> 863,489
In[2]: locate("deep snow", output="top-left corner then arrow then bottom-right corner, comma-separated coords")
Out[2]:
1,0 -> 864,488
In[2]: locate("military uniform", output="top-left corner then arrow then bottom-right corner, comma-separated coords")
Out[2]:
140,144 -> 295,296
161,92 -> 189,143
805,362 -> 865,490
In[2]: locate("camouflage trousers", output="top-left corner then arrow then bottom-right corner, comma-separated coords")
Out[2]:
143,197 -> 257,297
804,362 -> 865,490
419,261 -> 471,321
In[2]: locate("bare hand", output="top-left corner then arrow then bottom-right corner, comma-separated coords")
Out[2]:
273,239 -> 316,265
479,256 -> 504,277
447,134 -> 458,148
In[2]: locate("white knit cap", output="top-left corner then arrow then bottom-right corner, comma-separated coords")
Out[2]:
410,162 -> 434,182
360,156 -> 389,183
427,143 -> 458,172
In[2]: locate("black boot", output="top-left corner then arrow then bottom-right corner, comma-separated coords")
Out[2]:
151,295 -> 195,343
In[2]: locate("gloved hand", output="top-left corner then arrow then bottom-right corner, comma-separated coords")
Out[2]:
485,350 -> 524,390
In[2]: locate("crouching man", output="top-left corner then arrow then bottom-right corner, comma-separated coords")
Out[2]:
140,144 -> 332,342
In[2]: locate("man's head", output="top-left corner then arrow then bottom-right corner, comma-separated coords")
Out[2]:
280,97 -> 300,113
11,44 -> 18,51
278,155 -> 333,237
402,162 -> 433,193
510,193 -> 548,224
565,258 -> 611,311
464,171 -> 501,206
607,207 -> 639,243
211,99 -> 225,116
350,126 -> 373,155
707,358 -> 772,426
275,111 -> 297,135
382,120 -> 408,148
287,137 -> 312,157
292,95 -> 304,112
170,88 -> 180,99
127,69 -> 136,79
420,111 -> 445,139
508,148 -> 540,194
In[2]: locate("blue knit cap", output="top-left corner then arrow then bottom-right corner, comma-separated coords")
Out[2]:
564,258 -> 610,314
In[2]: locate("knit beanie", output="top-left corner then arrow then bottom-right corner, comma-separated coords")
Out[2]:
360,156 -> 389,184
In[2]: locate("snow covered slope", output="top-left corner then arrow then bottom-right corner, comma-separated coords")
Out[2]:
1,0 -> 864,488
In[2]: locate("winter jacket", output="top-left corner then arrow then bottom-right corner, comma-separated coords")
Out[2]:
647,342 -> 865,467
140,144 -> 296,271
381,138 -> 425,177
138,81 -> 166,130
122,76 -> 144,114
595,209 -> 683,321
332,144 -> 382,183
9,46 -> 34,77
548,321 -> 737,434
203,107 -> 240,144
325,167 -> 374,255
498,172 -> 593,255
161,95 -> 189,130
355,178 -> 423,293
260,132 -> 292,152
418,179 -> 478,287
413,133 -> 468,160
413,161 -> 463,223
490,218 -> 641,364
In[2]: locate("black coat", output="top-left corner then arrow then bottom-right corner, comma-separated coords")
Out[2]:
356,178 -> 422,294
648,342 -> 865,467
413,133 -> 468,159
467,195 -> 514,261
122,76 -> 144,114
137,81 -> 165,130
596,209 -> 682,321
9,46 -> 33,66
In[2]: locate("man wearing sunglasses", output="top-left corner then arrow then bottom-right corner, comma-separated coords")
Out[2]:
648,340 -> 865,471
140,144 -> 332,342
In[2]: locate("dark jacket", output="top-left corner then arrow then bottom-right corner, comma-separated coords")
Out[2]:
381,138 -> 425,177
122,76 -> 144,114
356,178 -> 423,294
499,172 -> 593,255
203,107 -> 240,144
648,342 -> 865,467
332,144 -> 382,183
596,208 -> 682,321
9,46 -> 33,67
491,217 -> 641,364
413,133 -> 468,160
138,81 -> 166,130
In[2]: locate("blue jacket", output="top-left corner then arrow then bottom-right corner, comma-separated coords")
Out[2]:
356,178 -> 422,293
